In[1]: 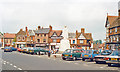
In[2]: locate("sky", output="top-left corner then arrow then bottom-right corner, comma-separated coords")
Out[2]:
0,0 -> 120,42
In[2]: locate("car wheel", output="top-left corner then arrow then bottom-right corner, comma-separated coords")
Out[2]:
91,59 -> 93,61
82,58 -> 85,61
62,57 -> 66,60
73,57 -> 77,61
96,61 -> 99,64
108,63 -> 111,66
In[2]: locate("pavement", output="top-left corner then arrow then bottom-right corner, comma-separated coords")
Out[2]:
0,50 -> 119,70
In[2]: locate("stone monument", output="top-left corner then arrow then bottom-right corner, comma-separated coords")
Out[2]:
59,26 -> 70,53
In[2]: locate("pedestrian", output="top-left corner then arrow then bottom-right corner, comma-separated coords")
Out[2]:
48,50 -> 51,57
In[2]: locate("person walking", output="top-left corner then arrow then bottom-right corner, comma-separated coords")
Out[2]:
48,50 -> 51,57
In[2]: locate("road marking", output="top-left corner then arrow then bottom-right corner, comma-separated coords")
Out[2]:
18,68 -> 22,70
13,65 -> 17,68
6,62 -> 9,64
10,64 -> 13,65
3,63 -> 6,65
4,61 -> 6,62
100,67 -> 103,68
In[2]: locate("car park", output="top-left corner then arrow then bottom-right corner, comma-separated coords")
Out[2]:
4,47 -> 12,52
62,49 -> 84,61
82,50 -> 100,61
104,49 -> 120,66
95,50 -> 112,64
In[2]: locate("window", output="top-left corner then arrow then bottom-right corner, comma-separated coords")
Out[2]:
111,37 -> 112,42
53,39 -> 56,42
113,36 -> 115,41
22,37 -> 25,41
110,29 -> 112,33
44,34 -> 46,37
37,39 -> 40,43
80,40 -> 83,43
43,39 -> 46,42
41,34 -> 42,37
37,34 -> 39,36
115,27 -> 117,33
73,40 -> 75,44
31,37 -> 33,40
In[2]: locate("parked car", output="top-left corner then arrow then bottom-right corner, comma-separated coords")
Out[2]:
17,48 -> 22,52
104,49 -> 120,66
10,47 -> 17,51
4,47 -> 12,52
95,50 -> 112,63
28,47 -> 39,55
82,50 -> 100,61
22,47 -> 28,53
62,49 -> 84,61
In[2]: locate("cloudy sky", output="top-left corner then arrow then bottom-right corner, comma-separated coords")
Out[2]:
0,0 -> 119,41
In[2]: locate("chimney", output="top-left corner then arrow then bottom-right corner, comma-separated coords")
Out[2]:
49,25 -> 52,31
119,1 -> 120,16
25,27 -> 28,36
76,30 -> 78,38
81,28 -> 85,33
38,26 -> 40,30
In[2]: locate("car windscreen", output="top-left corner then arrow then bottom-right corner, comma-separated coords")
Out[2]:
64,49 -> 72,53
5,47 -> 10,49
110,50 -> 119,56
101,50 -> 112,55
84,50 -> 92,54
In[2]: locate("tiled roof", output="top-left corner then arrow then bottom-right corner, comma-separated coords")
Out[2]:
105,15 -> 118,27
4,33 -> 16,38
50,30 -> 62,37
16,29 -> 26,36
35,28 -> 50,34
77,33 -> 93,40
28,30 -> 35,36
110,16 -> 120,28
68,33 -> 76,38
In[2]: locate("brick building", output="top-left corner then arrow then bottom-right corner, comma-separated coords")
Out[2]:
69,28 -> 93,50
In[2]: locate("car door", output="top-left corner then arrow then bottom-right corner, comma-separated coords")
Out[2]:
75,50 -> 81,58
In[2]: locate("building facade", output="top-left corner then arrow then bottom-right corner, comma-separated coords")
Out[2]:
1,33 -> 15,47
105,12 -> 120,50
49,30 -> 63,50
34,26 -> 52,48
69,28 -> 93,50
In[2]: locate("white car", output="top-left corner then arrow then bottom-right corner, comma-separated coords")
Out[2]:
104,50 -> 120,66
95,50 -> 112,64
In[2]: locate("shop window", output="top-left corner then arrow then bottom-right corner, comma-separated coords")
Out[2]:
44,34 -> 46,37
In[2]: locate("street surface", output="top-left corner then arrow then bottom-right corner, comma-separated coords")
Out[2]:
0,50 -> 119,70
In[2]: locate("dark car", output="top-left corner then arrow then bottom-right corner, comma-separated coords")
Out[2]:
104,50 -> 120,66
82,50 -> 100,61
4,47 -> 12,52
62,49 -> 83,61
10,47 -> 17,51
95,50 -> 112,64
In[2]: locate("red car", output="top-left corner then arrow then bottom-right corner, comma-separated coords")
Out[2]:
17,48 -> 22,52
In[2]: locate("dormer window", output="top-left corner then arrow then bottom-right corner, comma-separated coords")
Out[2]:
80,40 -> 84,43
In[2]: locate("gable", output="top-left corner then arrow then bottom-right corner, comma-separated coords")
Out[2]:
52,32 -> 57,37
78,34 -> 86,39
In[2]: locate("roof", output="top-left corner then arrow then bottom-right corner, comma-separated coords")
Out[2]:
28,30 -> 35,36
50,30 -> 62,37
77,33 -> 93,40
16,29 -> 26,36
105,15 -> 118,27
109,16 -> 120,28
68,33 -> 76,38
4,33 -> 16,38
35,28 -> 50,34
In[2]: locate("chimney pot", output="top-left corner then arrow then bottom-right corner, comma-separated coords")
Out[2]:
38,26 -> 40,30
